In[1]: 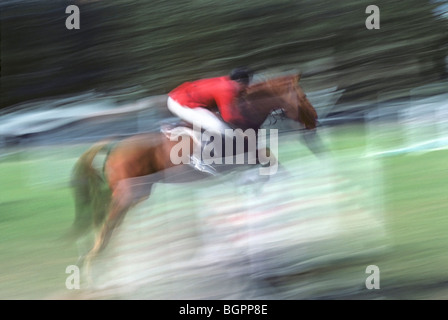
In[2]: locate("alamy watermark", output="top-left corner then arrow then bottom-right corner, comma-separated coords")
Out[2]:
168,124 -> 278,176
66,5 -> 380,30
65,5 -> 380,31
64,263 -> 381,290
365,5 -> 380,30
65,5 -> 80,30
65,265 -> 80,290
365,265 -> 380,289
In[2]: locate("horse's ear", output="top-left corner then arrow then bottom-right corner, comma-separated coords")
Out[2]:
296,73 -> 302,83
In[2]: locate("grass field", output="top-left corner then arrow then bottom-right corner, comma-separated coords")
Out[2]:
1,124 -> 447,299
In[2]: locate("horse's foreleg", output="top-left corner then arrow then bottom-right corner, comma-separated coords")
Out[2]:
256,147 -> 278,176
301,128 -> 328,158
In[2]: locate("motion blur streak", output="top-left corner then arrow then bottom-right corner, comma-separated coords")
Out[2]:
0,0 -> 447,300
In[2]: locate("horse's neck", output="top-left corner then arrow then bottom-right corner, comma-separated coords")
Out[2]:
247,78 -> 294,105
245,87 -> 289,111
236,96 -> 280,131
240,77 -> 299,128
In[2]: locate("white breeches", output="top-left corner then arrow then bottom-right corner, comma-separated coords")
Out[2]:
167,97 -> 232,136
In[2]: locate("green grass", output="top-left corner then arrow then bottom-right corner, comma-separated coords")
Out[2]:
329,125 -> 448,297
273,124 -> 448,297
0,153 -> 79,299
379,152 -> 448,284
1,125 -> 447,299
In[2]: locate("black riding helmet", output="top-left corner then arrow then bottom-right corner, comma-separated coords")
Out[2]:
230,67 -> 254,85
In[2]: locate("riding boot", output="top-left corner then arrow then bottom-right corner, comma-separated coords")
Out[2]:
189,154 -> 217,175
189,131 -> 218,176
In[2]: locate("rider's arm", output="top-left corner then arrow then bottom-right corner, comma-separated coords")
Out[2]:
215,88 -> 245,126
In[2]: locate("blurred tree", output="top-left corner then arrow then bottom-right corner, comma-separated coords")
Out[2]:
1,0 -> 446,109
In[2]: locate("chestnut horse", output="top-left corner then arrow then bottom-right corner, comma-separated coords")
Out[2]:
67,73 -> 320,278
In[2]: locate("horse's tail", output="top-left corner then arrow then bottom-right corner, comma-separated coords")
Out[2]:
63,140 -> 113,242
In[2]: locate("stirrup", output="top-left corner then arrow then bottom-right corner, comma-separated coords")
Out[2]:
190,156 -> 217,176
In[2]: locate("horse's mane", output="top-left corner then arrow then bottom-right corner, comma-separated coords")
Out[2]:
246,74 -> 300,98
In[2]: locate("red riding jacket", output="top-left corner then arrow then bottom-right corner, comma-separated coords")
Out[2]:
168,76 -> 246,125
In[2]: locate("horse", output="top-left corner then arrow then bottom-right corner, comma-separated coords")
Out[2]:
66,73 -> 321,281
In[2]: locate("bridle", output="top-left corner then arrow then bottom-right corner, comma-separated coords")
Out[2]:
264,76 -> 301,120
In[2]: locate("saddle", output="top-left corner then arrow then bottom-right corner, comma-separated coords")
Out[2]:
160,118 -> 192,136
159,118 -> 264,176
160,118 -> 218,175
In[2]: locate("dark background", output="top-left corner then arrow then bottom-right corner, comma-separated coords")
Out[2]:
1,0 -> 447,110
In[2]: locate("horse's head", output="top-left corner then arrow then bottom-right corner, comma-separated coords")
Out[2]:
267,74 -> 318,130
241,74 -> 325,159
245,74 -> 318,130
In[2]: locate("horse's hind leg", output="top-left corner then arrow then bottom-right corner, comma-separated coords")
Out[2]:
82,214 -> 124,287
75,232 -> 95,268
82,184 -> 150,286
81,198 -> 127,286
82,175 -> 156,287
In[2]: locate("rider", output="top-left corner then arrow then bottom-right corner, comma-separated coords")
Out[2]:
166,67 -> 254,173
